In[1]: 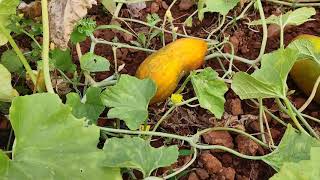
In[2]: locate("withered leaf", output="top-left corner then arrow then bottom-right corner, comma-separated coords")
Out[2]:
49,0 -> 97,49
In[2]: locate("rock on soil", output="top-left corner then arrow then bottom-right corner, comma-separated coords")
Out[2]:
236,135 -> 259,156
188,172 -> 200,180
178,0 -> 194,10
200,153 -> 223,174
217,167 -> 236,180
202,131 -> 234,149
150,2 -> 160,13
195,168 -> 209,180
226,98 -> 244,116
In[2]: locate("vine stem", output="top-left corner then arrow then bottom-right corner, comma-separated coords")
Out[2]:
302,114 -> 320,123
196,127 -> 273,149
259,99 -> 267,143
99,127 -> 271,160
250,99 -> 288,127
94,38 -> 155,53
266,0 -> 320,6
290,103 -> 319,139
163,148 -> 197,179
161,0 -> 178,46
255,0 -> 268,61
207,15 -> 226,40
221,1 -> 255,32
283,98 -> 309,136
41,0 -> 54,93
0,25 -> 36,85
205,53 -> 254,65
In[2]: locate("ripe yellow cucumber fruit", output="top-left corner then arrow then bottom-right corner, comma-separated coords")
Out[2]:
290,34 -> 320,103
136,38 -> 208,104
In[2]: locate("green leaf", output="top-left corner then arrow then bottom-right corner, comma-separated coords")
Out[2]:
0,93 -> 121,179
80,52 -> 110,72
66,87 -> 105,124
0,64 -> 18,102
0,50 -> 23,73
70,18 -> 96,44
101,0 -> 117,15
50,48 -> 76,72
270,147 -> 320,180
146,13 -> 161,26
101,136 -> 179,177
101,75 -> 156,130
231,48 -> 299,99
184,17 -> 193,27
201,0 -> 240,16
71,30 -> 87,44
249,7 -> 316,28
231,72 -> 280,99
191,68 -> 228,118
197,0 -> 206,21
287,39 -> 320,65
0,0 -> 19,46
262,124 -> 320,171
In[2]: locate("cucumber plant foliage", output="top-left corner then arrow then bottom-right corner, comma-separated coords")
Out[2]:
0,93 -> 121,180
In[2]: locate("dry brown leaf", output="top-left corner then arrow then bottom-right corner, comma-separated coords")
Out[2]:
18,1 -> 42,18
48,0 -> 97,49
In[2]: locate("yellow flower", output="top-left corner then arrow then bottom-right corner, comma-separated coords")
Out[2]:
171,93 -> 183,104
139,125 -> 150,132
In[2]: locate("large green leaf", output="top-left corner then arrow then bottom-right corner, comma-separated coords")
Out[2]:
270,147 -> 320,180
0,50 -> 23,73
66,87 -> 105,124
191,68 -> 228,118
231,48 -> 299,99
101,75 -> 156,130
0,93 -> 121,180
249,7 -> 316,28
262,124 -> 320,171
0,64 -> 18,102
101,136 -> 179,177
0,0 -> 19,46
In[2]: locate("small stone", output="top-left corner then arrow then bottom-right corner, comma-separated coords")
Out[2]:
228,98 -> 243,116
200,153 -> 223,174
269,128 -> 282,141
195,168 -> 209,180
293,97 -> 306,109
221,153 -> 233,166
188,172 -> 200,180
202,131 -> 234,149
178,0 -> 194,10
267,24 -> 281,38
121,32 -> 134,42
150,2 -> 160,13
236,135 -> 259,156
217,167 -> 236,180
248,121 -> 260,133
